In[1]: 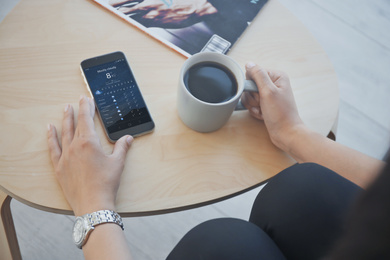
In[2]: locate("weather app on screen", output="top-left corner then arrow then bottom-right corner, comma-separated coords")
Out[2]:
83,58 -> 151,133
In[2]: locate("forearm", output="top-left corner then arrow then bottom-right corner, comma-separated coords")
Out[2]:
83,223 -> 132,260
286,125 -> 386,188
243,64 -> 385,189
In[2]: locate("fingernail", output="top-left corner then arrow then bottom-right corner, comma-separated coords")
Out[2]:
251,107 -> 260,114
47,123 -> 52,131
246,62 -> 256,69
126,136 -> 134,145
64,104 -> 70,112
80,95 -> 85,101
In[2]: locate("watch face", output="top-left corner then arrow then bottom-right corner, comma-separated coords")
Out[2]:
73,217 -> 85,245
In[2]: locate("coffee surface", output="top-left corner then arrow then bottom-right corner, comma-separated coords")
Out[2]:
184,62 -> 238,103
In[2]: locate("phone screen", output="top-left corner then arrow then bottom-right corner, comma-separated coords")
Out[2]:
81,52 -> 154,141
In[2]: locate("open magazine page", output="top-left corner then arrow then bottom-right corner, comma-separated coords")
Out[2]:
93,0 -> 268,57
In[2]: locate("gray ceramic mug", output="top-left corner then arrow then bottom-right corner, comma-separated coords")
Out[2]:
177,52 -> 258,133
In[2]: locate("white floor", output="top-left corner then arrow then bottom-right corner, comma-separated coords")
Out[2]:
2,0 -> 390,259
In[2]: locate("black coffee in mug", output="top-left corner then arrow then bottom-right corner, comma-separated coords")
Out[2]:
184,62 -> 238,104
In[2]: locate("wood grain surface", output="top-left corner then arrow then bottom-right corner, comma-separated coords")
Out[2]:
0,0 -> 337,216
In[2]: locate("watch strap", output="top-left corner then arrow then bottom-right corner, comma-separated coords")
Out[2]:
84,210 -> 124,230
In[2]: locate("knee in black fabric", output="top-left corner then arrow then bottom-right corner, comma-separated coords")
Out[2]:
249,163 -> 363,260
167,218 -> 286,260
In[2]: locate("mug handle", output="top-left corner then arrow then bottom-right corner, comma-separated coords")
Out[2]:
235,80 -> 258,111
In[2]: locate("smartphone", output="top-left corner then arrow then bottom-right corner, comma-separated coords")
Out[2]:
80,51 -> 154,142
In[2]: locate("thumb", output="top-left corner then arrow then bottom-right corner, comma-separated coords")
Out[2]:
245,63 -> 276,95
112,135 -> 134,161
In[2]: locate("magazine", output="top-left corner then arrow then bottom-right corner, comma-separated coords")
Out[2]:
93,0 -> 268,57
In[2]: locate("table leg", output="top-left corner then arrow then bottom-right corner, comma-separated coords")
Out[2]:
331,110 -> 339,137
1,190 -> 22,260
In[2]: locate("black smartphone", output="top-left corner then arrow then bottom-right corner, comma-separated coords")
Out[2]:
80,51 -> 154,142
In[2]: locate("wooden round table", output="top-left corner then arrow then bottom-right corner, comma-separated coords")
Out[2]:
0,0 -> 338,258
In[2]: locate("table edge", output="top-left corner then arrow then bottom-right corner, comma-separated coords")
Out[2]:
1,178 -> 271,217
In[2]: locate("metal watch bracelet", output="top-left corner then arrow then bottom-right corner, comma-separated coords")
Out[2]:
73,210 -> 124,249
85,210 -> 124,230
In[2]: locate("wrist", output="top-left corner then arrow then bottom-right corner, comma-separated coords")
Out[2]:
74,199 -> 116,217
276,123 -> 309,155
72,209 -> 124,249
282,124 -> 315,162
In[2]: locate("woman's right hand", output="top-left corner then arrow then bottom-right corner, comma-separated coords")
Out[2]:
242,63 -> 305,152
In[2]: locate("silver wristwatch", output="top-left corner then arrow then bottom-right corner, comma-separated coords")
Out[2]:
72,210 -> 124,249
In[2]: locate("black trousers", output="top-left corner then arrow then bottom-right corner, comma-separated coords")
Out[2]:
167,163 -> 362,260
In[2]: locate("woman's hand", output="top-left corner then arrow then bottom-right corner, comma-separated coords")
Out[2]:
242,63 -> 304,152
47,96 -> 134,216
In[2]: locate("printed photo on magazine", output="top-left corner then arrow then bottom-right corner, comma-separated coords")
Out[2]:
93,0 -> 268,57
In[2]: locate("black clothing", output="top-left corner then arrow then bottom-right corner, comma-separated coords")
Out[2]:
167,163 -> 362,260
328,155 -> 390,259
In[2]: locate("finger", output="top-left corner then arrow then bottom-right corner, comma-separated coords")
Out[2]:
76,96 -> 96,136
241,93 -> 263,120
118,6 -> 135,14
248,91 -> 260,104
118,3 -> 149,14
111,135 -> 134,162
249,107 -> 264,120
245,63 -> 276,95
47,123 -> 62,167
241,92 -> 259,108
61,104 -> 75,149
267,70 -> 291,89
88,97 -> 96,118
144,10 -> 159,19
